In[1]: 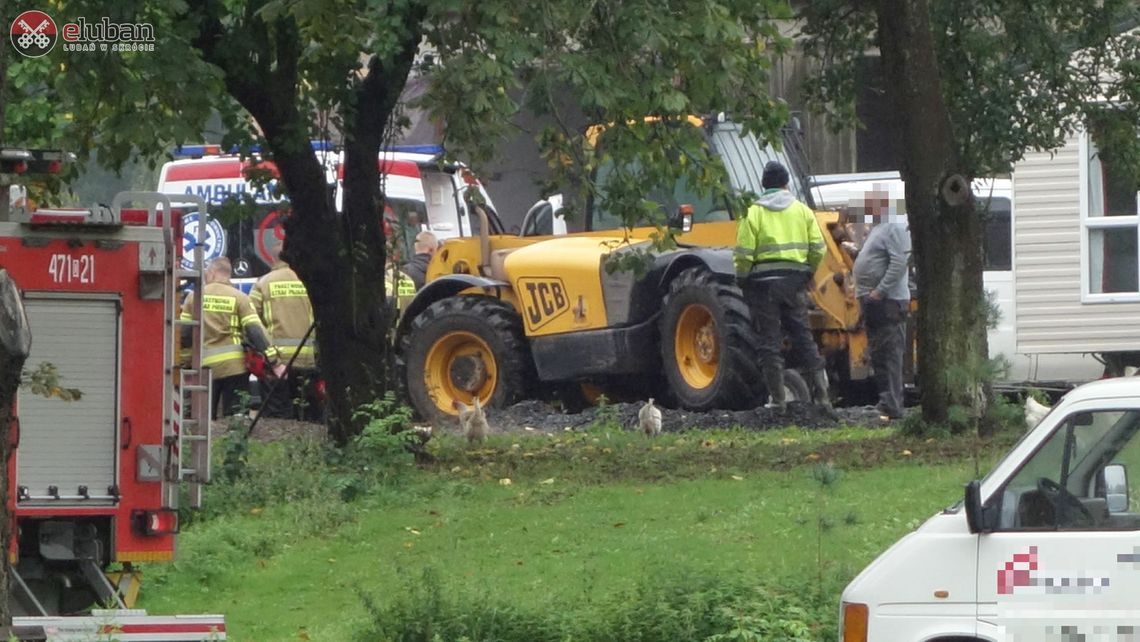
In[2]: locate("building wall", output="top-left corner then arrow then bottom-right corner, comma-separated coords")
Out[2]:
398,49 -> 868,230
769,51 -> 859,176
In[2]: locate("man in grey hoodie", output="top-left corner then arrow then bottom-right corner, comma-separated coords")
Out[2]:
853,187 -> 912,419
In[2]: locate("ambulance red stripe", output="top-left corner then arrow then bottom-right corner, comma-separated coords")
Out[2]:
164,159 -> 280,182
336,159 -> 421,180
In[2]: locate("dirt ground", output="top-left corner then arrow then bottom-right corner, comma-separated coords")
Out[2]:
211,414 -> 328,443
221,400 -> 894,443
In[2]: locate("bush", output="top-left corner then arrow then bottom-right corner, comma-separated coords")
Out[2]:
984,394 -> 1029,434
199,392 -> 420,521
353,568 -> 835,642
199,435 -> 340,516
151,395 -> 424,589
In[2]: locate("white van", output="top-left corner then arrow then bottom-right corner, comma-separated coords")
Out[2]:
811,175 -> 1103,389
840,376 -> 1140,641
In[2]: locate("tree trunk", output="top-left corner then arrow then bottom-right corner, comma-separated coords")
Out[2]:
875,0 -> 990,431
271,134 -> 392,446
0,36 -> 16,625
191,7 -> 423,443
0,269 -> 31,626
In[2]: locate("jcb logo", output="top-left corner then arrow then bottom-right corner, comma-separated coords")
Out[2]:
518,277 -> 569,330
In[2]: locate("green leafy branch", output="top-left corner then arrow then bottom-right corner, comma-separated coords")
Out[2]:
21,362 -> 82,401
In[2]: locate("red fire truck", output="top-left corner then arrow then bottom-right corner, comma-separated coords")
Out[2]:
1,148 -> 224,639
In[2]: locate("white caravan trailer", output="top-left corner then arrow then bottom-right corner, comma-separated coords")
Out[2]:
1011,128 -> 1140,378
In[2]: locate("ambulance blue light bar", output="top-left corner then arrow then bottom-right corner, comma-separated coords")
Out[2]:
172,140 -> 336,158
171,141 -> 443,158
172,144 -> 225,158
385,144 -> 444,155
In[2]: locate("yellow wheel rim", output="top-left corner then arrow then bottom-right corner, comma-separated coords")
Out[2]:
423,331 -> 498,416
674,303 -> 719,389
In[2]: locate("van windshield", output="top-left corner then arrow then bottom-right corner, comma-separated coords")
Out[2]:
994,409 -> 1140,530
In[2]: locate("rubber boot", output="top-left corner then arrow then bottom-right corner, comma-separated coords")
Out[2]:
763,367 -> 786,412
809,369 -> 839,420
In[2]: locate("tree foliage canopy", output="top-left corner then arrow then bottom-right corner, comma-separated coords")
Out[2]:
799,0 -> 1140,431
5,0 -> 798,231
800,0 -> 1140,178
425,0 -> 795,237
4,0 -> 803,437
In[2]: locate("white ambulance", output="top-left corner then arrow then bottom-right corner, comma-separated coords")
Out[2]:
157,143 -> 505,290
156,149 -> 294,289
840,376 -> 1140,641
329,148 -> 508,248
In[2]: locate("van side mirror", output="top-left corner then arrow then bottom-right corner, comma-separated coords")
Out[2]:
965,480 -> 985,533
1098,464 -> 1129,513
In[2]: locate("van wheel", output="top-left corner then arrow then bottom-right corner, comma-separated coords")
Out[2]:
659,267 -> 762,410
400,296 -> 531,423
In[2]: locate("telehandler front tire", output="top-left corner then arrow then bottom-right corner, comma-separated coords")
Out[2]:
659,267 -> 763,410
400,296 -> 531,423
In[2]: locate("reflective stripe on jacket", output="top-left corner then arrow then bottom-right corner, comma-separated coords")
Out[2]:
251,263 -> 316,370
182,281 -> 275,379
385,269 -> 417,312
734,189 -> 825,277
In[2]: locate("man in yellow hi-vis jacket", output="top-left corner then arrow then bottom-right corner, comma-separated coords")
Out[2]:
251,248 -> 320,419
734,161 -> 833,416
182,257 -> 277,419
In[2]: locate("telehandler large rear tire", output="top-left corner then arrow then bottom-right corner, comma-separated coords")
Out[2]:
400,296 -> 531,423
659,267 -> 763,410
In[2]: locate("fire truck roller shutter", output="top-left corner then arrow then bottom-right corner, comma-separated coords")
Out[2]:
18,296 -> 119,504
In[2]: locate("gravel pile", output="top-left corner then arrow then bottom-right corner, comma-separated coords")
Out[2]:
474,399 -> 892,435
220,400 -> 896,442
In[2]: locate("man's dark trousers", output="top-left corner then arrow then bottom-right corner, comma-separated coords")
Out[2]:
860,297 -> 907,418
742,272 -> 825,376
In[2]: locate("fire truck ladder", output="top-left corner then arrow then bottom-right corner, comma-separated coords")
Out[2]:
111,193 -> 213,510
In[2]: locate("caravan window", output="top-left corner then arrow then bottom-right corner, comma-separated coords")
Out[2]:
1084,130 -> 1140,296
981,196 -> 1012,271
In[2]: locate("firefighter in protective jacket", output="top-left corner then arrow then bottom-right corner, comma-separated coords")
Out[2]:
182,257 -> 277,418
734,161 -> 834,416
385,265 -> 418,312
251,247 -> 320,419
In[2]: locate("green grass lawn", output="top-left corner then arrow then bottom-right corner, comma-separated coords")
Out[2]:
139,426 -> 1012,641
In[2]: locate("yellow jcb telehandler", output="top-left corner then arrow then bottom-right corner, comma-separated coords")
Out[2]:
395,117 -> 870,422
